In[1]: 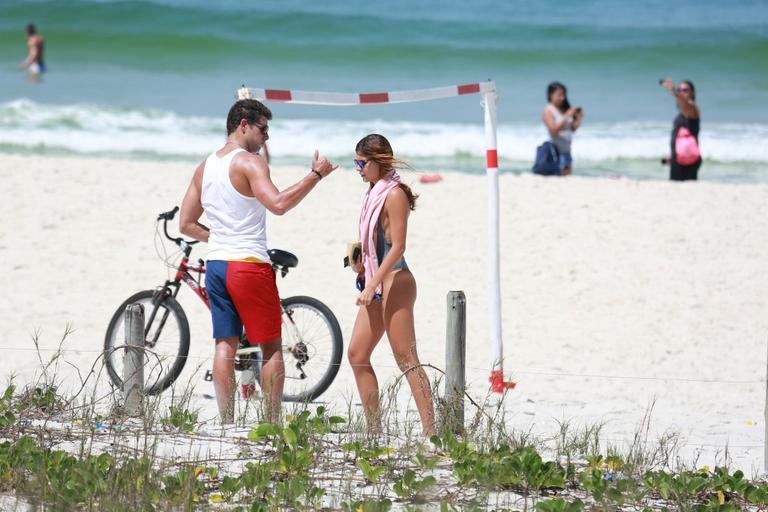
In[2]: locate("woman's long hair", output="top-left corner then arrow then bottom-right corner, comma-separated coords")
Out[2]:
355,134 -> 418,210
681,80 -> 696,101
547,81 -> 570,113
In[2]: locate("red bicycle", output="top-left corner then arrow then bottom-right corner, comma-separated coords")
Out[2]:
103,207 -> 343,402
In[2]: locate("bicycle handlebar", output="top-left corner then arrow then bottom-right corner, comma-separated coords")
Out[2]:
157,206 -> 179,222
157,206 -> 199,251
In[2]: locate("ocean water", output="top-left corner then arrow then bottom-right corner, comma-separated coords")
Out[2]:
1,0 -> 767,181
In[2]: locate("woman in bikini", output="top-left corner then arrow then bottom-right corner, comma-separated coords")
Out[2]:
348,134 -> 435,436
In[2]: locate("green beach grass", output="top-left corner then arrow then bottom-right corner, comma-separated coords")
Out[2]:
1,333 -> 767,511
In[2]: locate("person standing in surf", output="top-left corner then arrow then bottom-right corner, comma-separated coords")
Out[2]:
661,78 -> 701,181
20,24 -> 45,80
542,82 -> 583,176
347,134 -> 435,436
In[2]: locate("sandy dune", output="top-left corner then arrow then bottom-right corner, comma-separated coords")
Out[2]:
1,154 -> 766,471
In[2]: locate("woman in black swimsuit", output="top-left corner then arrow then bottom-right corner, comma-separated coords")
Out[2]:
347,134 -> 435,436
661,78 -> 701,181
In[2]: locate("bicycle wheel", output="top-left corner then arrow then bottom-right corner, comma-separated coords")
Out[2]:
279,296 -> 343,402
104,290 -> 191,395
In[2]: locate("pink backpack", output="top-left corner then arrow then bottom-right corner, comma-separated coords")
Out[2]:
675,127 -> 701,166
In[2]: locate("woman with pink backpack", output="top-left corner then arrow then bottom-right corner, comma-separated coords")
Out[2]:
661,78 -> 702,181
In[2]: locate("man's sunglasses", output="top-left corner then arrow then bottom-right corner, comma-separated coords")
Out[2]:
250,122 -> 269,135
353,159 -> 369,170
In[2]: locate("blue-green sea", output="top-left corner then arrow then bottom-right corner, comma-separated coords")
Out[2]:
1,0 -> 767,181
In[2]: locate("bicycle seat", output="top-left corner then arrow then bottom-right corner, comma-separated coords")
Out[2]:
268,249 -> 298,269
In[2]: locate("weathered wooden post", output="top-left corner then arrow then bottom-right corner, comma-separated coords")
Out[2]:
444,291 -> 466,435
123,303 -> 145,416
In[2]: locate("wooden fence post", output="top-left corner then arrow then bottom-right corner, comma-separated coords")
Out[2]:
123,303 -> 145,416
444,291 -> 466,435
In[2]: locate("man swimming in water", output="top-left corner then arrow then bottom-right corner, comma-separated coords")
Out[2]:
20,24 -> 45,80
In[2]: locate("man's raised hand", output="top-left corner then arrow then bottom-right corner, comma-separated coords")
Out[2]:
312,150 -> 339,178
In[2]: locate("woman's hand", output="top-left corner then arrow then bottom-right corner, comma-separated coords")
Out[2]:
565,107 -> 578,117
356,284 -> 377,306
661,78 -> 675,94
351,260 -> 364,274
572,109 -> 584,130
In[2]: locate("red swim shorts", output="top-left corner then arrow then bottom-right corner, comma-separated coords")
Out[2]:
205,260 -> 281,343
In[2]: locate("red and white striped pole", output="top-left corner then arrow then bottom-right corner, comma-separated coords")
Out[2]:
484,90 -> 515,393
236,81 -> 514,394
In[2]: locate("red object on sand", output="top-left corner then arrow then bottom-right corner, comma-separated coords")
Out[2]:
489,370 -> 516,393
241,383 -> 256,400
419,174 -> 443,184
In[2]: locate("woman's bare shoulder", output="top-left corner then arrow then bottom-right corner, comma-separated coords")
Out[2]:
384,186 -> 408,211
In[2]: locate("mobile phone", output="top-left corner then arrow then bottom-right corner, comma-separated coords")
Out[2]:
575,107 -> 582,114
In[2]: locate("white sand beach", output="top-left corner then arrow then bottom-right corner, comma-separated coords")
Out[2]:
1,154 -> 767,472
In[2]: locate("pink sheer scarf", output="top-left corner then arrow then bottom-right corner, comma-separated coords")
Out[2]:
358,171 -> 401,295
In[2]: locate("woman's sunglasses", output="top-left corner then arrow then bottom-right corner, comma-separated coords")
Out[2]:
353,159 -> 369,170
677,87 -> 690,93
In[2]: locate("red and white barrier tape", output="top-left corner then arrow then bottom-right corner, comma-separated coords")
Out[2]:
237,81 -> 496,106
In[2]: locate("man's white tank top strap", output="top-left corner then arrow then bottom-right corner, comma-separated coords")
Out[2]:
201,148 -> 271,262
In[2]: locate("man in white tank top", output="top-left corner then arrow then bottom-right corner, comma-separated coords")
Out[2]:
179,99 -> 338,424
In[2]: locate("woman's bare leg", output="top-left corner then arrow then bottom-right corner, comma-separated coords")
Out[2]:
383,271 -> 435,436
348,301 -> 386,432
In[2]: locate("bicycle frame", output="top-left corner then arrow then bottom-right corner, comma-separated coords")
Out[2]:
104,207 -> 343,401
151,213 -> 303,368
174,255 -> 209,307
153,247 -> 295,346
143,248 -> 208,348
